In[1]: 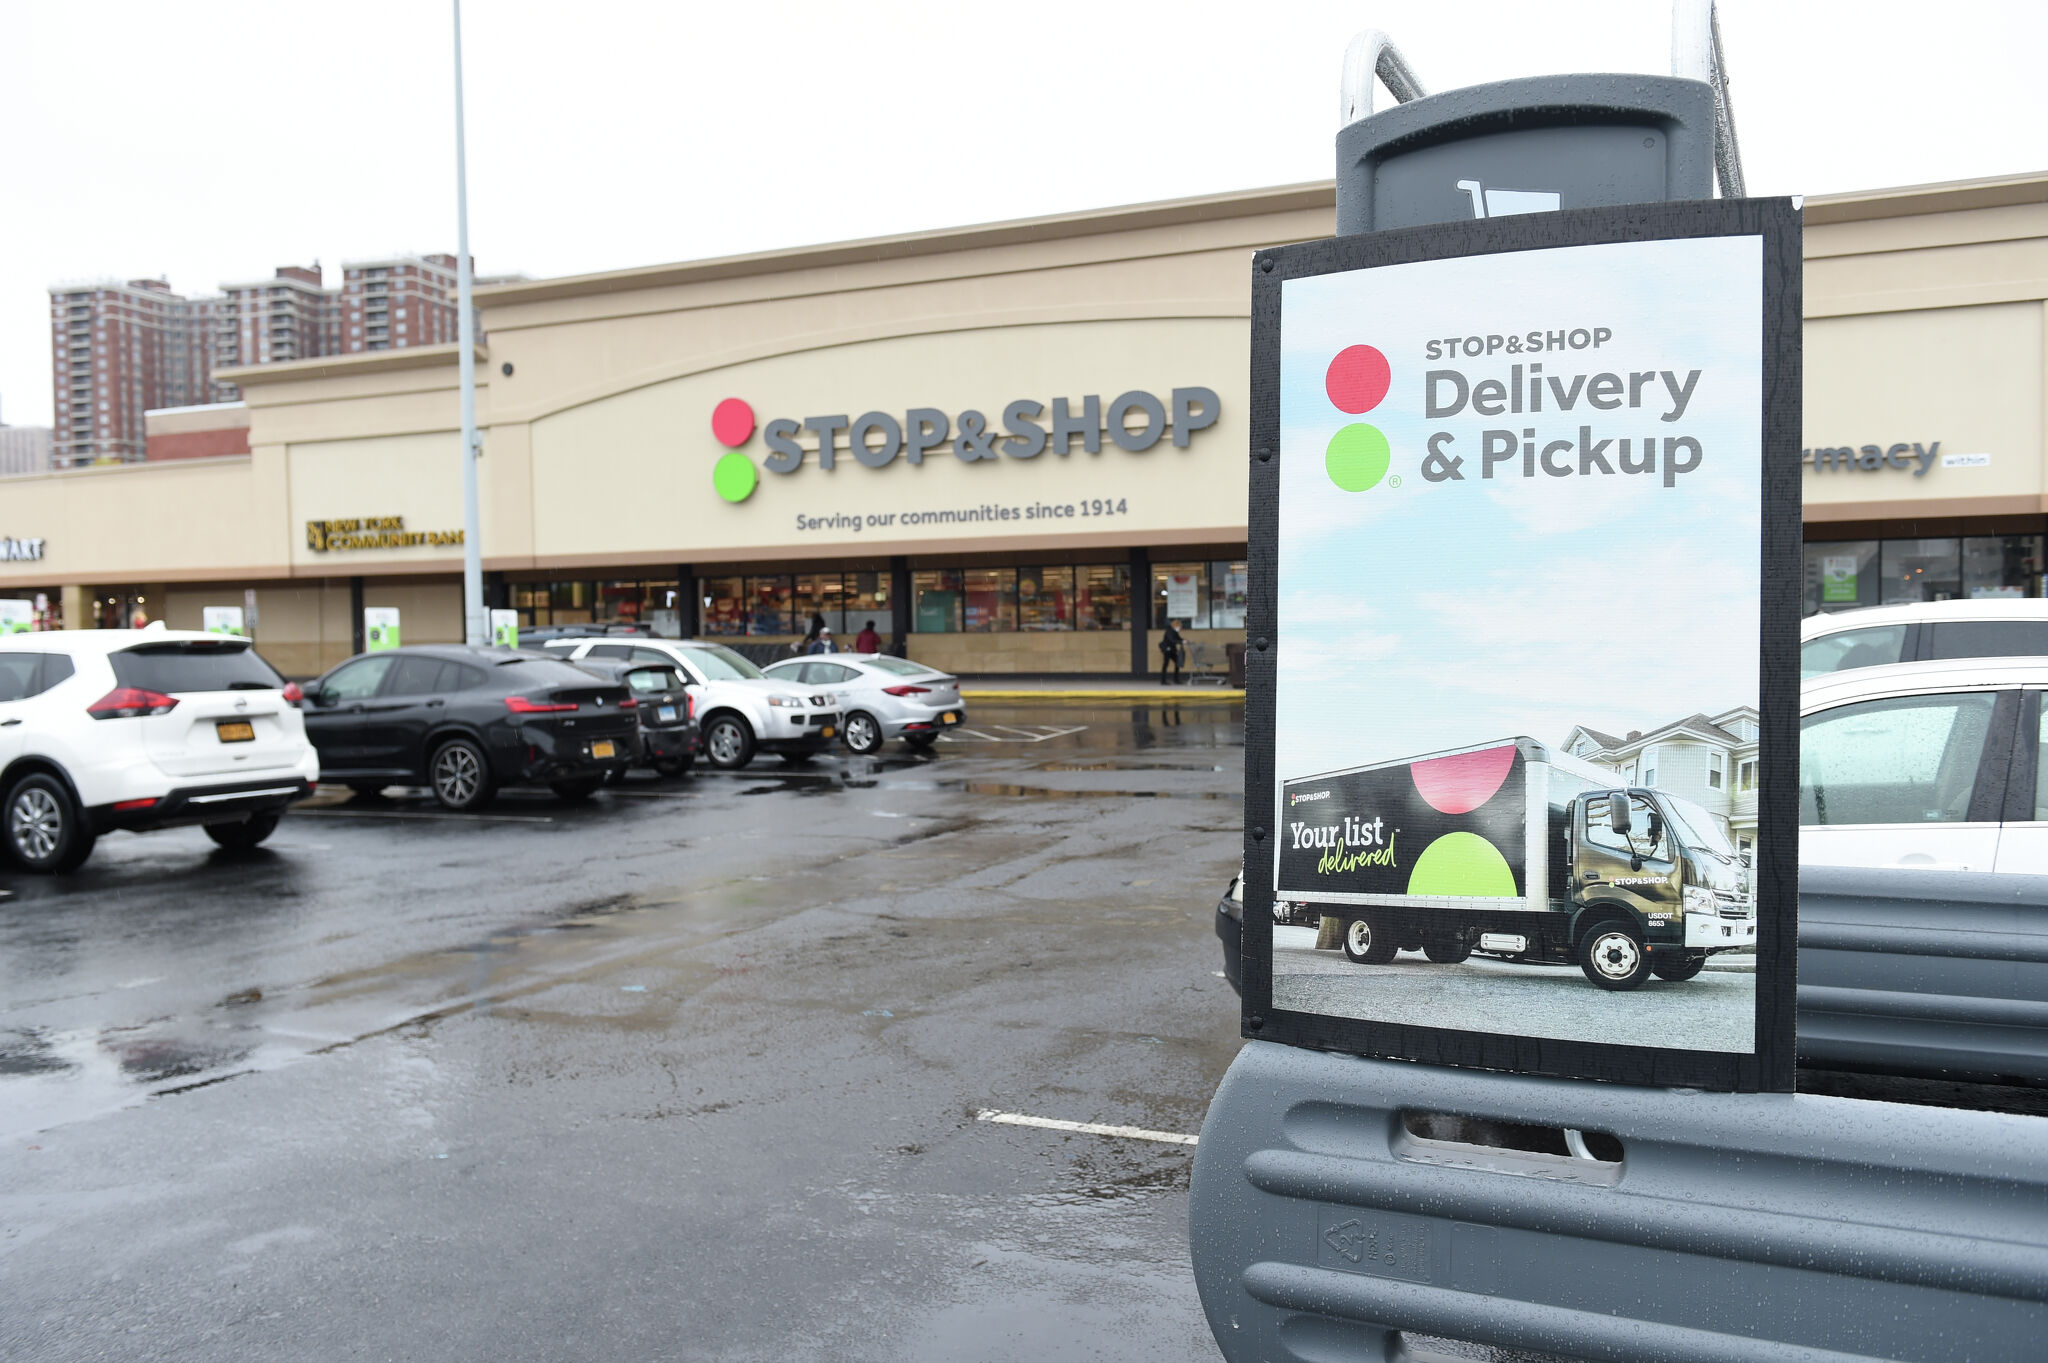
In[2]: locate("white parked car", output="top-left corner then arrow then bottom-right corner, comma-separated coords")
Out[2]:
0,626 -> 319,873
1802,599 -> 2048,679
760,654 -> 964,754
540,638 -> 840,770
1801,657 -> 2048,874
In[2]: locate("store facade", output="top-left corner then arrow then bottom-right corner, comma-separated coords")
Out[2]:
3,173 -> 2045,672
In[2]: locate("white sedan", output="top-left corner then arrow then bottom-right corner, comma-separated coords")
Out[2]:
761,654 -> 964,755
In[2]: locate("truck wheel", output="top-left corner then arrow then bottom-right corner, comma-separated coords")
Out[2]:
1578,920 -> 1652,991
1652,950 -> 1708,982
1342,916 -> 1399,965
1423,936 -> 1472,964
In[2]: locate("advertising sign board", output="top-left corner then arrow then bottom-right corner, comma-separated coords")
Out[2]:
202,606 -> 246,637
0,600 -> 31,634
1242,199 -> 1800,1091
364,607 -> 401,652
490,609 -> 519,648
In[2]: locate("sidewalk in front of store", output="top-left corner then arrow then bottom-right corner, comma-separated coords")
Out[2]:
957,674 -> 1244,701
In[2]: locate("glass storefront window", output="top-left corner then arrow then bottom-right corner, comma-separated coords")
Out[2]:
1210,559 -> 1248,629
913,570 -> 962,633
962,568 -> 1016,632
747,575 -> 794,635
1077,563 -> 1129,631
700,576 -> 745,635
1018,566 -> 1074,630
795,572 -> 846,636
1803,541 -> 1879,615
844,571 -> 888,639
1964,535 -> 2043,599
1880,538 -> 1961,606
1151,562 -> 1207,628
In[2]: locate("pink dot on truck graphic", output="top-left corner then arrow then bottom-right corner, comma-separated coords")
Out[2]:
1409,744 -> 1517,814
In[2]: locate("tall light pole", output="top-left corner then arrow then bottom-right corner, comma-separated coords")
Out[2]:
453,0 -> 484,644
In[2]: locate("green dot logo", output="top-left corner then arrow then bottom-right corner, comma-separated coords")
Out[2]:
1322,344 -> 1392,492
710,397 -> 758,503
1326,423 -> 1390,492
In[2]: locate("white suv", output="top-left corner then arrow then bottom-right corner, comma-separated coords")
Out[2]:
0,626 -> 319,873
540,638 -> 841,770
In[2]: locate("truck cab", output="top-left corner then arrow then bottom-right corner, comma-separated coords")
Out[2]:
1539,786 -> 1755,987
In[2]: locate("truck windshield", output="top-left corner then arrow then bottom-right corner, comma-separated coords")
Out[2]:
1659,795 -> 1737,860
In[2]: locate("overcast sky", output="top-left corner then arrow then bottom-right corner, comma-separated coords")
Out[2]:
2,0 -> 2041,427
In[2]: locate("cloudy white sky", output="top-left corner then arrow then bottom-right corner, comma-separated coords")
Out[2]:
1,0 -> 2042,428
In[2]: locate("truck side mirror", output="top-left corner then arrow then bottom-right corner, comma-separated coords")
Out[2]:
1608,793 -> 1633,834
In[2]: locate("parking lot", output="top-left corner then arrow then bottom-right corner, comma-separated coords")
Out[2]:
1,701 -> 1252,1362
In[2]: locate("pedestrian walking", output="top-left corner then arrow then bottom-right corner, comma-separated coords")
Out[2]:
810,627 -> 836,655
1159,619 -> 1185,685
854,620 -> 881,654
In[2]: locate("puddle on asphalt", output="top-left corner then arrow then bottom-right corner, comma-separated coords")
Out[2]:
948,783 -> 1239,801
1032,761 -> 1227,773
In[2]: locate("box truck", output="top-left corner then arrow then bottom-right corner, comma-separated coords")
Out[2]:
1277,737 -> 1756,990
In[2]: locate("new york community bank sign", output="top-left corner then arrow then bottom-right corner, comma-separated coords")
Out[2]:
699,387 -> 1222,506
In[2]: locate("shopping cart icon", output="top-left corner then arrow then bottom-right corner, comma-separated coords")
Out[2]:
1455,179 -> 1561,219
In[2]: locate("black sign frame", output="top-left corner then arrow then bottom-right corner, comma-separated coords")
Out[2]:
1242,197 -> 1800,1092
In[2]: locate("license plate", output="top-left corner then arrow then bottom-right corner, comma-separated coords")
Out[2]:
940,712 -> 959,724
657,705 -> 677,722
591,740 -> 616,759
216,720 -> 255,743
821,726 -> 835,739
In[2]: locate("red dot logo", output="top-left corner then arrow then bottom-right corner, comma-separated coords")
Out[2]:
711,397 -> 755,448
1325,345 -> 1390,414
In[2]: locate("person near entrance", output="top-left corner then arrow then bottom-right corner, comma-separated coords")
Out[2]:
1159,619 -> 1186,685
855,620 -> 881,654
809,627 -> 836,655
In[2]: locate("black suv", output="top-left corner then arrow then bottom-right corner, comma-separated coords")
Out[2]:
301,645 -> 635,810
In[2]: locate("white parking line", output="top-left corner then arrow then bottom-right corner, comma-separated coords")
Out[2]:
975,1108 -> 1198,1146
940,724 -> 1089,744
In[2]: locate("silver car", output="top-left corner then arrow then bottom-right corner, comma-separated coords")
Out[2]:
760,654 -> 965,755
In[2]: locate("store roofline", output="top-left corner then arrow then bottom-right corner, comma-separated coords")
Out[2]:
475,182 -> 1340,305
474,169 -> 2048,309
214,342 -> 487,387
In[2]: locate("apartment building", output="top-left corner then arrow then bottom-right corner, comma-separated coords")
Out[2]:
207,265 -> 341,401
341,254 -> 459,352
44,278 -> 206,466
0,413 -> 54,477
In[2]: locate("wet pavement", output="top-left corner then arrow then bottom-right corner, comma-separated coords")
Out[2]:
1,702 -> 1252,1362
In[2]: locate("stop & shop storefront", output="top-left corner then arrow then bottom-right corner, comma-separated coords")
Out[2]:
4,174 -> 2047,671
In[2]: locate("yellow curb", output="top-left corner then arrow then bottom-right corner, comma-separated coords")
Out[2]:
960,688 -> 1245,701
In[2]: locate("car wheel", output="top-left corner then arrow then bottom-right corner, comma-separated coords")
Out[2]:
903,733 -> 938,751
843,711 -> 883,755
1651,950 -> 1708,982
4,773 -> 96,874
654,755 -> 693,778
1341,916 -> 1399,965
703,715 -> 755,770
1578,920 -> 1652,991
205,811 -> 281,851
1422,935 -> 1472,964
429,737 -> 496,812
551,777 -> 602,803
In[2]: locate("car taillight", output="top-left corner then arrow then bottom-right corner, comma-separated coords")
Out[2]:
505,695 -> 577,714
89,687 -> 179,719
882,684 -> 931,696
619,697 -> 638,709
686,694 -> 696,719
282,682 -> 304,708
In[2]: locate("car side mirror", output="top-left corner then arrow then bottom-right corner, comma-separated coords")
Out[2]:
1607,793 -> 1633,834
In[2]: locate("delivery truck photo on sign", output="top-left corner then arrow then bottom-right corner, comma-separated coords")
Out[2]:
1243,200 -> 1800,1091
